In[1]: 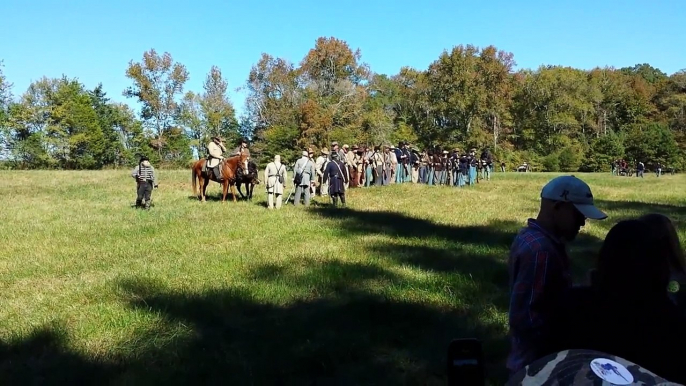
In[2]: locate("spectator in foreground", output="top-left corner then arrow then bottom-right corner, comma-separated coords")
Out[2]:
639,213 -> 686,312
554,219 -> 686,384
506,175 -> 607,376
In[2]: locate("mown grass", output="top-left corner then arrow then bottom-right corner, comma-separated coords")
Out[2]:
1,170 -> 684,385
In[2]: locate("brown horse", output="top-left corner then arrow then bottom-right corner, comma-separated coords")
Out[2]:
191,153 -> 248,202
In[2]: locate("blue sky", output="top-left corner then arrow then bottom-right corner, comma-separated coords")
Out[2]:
2,0 -> 684,117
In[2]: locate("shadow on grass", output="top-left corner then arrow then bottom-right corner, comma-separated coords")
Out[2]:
0,327 -> 119,385
594,199 -> 686,221
0,207 -> 608,385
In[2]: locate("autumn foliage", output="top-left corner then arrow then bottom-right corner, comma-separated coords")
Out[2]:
1,38 -> 685,171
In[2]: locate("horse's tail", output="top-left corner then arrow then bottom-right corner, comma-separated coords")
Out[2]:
191,167 -> 197,196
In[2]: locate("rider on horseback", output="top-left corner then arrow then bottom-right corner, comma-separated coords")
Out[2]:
231,137 -> 251,180
207,136 -> 226,180
231,137 -> 251,158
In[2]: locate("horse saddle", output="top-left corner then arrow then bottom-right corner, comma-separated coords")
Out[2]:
204,158 -> 224,181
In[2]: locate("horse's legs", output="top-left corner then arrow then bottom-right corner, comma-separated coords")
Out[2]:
201,177 -> 209,202
221,182 -> 229,202
237,182 -> 245,199
230,183 -> 238,202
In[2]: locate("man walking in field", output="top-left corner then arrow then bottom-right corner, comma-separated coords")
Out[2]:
507,175 -> 607,377
131,155 -> 158,210
264,155 -> 287,210
293,150 -> 315,206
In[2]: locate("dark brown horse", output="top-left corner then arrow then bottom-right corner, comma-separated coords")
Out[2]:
235,160 -> 260,200
191,153 -> 248,202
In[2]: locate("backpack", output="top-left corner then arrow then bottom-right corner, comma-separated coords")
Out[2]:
293,160 -> 309,185
276,164 -> 285,184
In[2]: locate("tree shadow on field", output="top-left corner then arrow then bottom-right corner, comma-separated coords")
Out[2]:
107,267 -> 513,385
594,199 -> 686,222
0,327 -> 119,385
0,208 -> 607,385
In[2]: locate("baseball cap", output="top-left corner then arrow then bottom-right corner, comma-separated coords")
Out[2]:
506,349 -> 679,385
540,175 -> 607,220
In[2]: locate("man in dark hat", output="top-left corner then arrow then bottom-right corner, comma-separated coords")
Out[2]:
131,155 -> 158,209
323,151 -> 349,207
231,137 -> 251,158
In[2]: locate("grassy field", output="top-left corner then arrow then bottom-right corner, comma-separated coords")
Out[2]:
1,169 -> 684,385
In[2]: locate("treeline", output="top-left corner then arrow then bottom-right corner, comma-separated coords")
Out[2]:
1,37 -> 685,171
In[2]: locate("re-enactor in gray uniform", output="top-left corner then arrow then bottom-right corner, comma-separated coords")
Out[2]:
293,150 -> 316,206
264,155 -> 287,209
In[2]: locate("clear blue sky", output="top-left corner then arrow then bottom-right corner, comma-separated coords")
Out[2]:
2,0 -> 684,117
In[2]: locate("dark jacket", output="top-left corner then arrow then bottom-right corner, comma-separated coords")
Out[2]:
551,286 -> 686,384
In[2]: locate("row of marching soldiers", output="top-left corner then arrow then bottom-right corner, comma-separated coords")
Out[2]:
313,141 -> 495,189
264,140 -> 496,210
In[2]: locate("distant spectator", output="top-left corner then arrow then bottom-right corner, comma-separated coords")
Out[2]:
636,161 -> 645,178
506,175 -> 607,376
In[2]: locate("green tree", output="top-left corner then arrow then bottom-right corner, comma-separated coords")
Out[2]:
625,123 -> 679,169
123,49 -> 190,161
89,84 -> 126,167
0,60 -> 13,159
585,132 -> 625,172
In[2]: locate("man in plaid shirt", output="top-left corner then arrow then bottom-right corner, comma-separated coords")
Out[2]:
507,176 -> 607,375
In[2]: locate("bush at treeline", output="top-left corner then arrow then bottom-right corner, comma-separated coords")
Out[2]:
1,37 -> 684,171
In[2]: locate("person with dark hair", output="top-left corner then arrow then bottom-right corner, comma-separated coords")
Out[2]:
639,213 -> 686,311
554,219 -> 686,384
131,155 -> 158,209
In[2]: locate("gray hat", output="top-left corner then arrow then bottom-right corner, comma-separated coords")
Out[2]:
507,349 -> 678,385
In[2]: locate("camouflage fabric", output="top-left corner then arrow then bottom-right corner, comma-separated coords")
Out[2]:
507,349 -> 682,385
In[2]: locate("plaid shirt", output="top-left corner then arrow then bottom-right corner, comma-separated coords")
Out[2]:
506,219 -> 571,373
